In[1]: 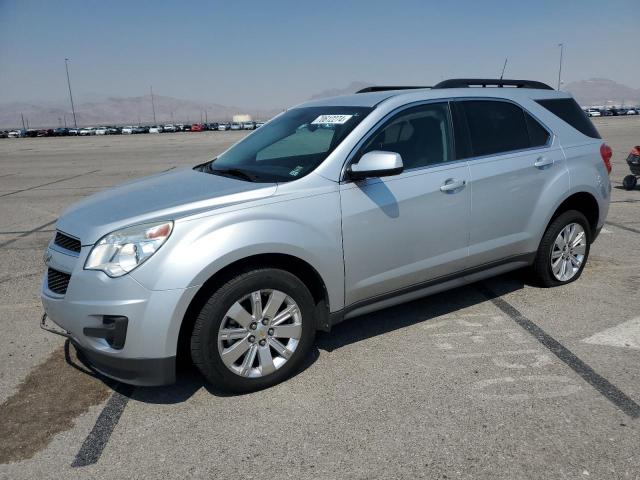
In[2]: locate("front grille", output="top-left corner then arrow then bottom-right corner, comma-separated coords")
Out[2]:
47,268 -> 71,295
54,231 -> 81,253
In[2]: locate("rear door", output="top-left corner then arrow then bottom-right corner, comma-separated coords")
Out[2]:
454,99 -> 566,266
340,102 -> 471,307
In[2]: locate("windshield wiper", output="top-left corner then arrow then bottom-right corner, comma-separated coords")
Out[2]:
209,167 -> 258,182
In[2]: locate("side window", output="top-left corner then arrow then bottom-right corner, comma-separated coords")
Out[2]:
361,103 -> 452,170
524,112 -> 550,147
461,100 -> 530,156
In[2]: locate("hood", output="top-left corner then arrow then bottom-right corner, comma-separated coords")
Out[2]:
57,168 -> 277,244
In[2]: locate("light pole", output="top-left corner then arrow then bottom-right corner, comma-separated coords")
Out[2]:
557,43 -> 564,90
150,86 -> 157,123
64,58 -> 78,128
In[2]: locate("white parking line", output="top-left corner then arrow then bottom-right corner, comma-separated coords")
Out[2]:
471,375 -> 582,401
582,318 -> 640,350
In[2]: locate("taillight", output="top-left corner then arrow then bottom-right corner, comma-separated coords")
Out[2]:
600,143 -> 612,174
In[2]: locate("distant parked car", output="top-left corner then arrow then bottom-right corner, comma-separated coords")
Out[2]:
25,129 -> 38,137
217,123 -> 230,131
206,123 -> 219,131
8,130 -> 21,138
108,126 -> 121,134
95,126 -> 109,135
53,127 -> 69,136
190,123 -> 204,132
242,122 -> 255,130
37,129 -> 54,137
68,128 -> 79,136
587,109 -> 601,117
255,122 -> 265,128
163,124 -> 177,132
149,125 -> 164,133
133,126 -> 147,134
626,108 -> 637,115
230,122 -> 242,130
122,126 -> 134,134
79,127 -> 95,136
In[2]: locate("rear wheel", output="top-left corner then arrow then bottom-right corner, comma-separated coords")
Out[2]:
190,268 -> 316,392
531,210 -> 591,287
622,175 -> 637,191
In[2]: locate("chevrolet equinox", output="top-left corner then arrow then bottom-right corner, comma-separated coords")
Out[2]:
41,79 -> 612,391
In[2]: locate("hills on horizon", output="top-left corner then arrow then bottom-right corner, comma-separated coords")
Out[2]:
0,95 -> 282,130
2,78 -> 639,129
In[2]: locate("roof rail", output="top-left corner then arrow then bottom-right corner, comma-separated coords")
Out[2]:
356,86 -> 431,94
433,78 -> 554,90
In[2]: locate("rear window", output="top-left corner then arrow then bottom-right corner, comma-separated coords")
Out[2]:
535,98 -> 601,139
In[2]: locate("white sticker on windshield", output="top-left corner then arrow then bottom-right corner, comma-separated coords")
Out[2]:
311,114 -> 353,125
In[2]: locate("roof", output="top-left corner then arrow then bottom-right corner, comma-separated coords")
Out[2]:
298,86 -> 571,109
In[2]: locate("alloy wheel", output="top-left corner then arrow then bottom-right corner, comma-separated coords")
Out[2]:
217,289 -> 302,378
550,222 -> 587,281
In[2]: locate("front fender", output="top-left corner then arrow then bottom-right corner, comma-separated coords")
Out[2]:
130,191 -> 345,311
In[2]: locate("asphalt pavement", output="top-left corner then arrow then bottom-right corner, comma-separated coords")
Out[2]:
0,118 -> 638,479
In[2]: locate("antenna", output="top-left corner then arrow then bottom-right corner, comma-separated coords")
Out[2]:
499,58 -> 508,80
557,43 -> 564,90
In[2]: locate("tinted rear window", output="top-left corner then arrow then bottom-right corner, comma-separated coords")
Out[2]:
462,100 -> 530,156
535,98 -> 601,139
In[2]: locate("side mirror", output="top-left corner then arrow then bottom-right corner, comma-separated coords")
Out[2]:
348,151 -> 404,180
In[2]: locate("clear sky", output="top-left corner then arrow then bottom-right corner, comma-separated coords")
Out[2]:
0,0 -> 638,109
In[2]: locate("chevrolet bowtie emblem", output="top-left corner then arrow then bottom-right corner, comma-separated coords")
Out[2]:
43,250 -> 53,265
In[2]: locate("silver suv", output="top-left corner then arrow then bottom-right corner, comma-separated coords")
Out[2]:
41,79 -> 612,391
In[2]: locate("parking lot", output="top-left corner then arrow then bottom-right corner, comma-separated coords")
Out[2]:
0,117 -> 639,479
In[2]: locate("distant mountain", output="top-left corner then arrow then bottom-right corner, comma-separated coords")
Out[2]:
0,95 -> 281,129
564,78 -> 640,106
309,81 -> 374,100
5,78 -> 639,129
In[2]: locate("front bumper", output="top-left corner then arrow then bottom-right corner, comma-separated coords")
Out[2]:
41,242 -> 198,386
41,313 -> 175,385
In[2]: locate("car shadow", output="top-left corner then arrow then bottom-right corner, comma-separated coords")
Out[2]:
67,270 -> 527,404
613,185 -> 638,192
316,270 -> 526,352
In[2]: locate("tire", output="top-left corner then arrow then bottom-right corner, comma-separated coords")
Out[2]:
622,175 -> 637,191
530,210 -> 591,287
190,268 -> 316,392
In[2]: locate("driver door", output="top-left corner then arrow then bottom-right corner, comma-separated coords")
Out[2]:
340,102 -> 471,307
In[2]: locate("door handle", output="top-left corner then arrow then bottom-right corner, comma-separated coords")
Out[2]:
440,179 -> 466,193
534,156 -> 554,169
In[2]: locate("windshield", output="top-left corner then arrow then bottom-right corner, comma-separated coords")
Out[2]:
203,106 -> 373,182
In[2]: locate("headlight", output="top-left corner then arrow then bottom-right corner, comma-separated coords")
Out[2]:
85,221 -> 173,277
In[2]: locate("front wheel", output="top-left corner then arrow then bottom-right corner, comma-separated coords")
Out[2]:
190,268 -> 316,392
622,175 -> 637,191
530,210 -> 591,287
